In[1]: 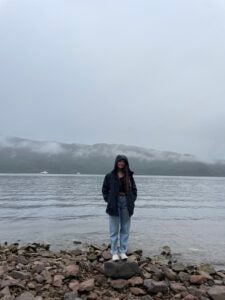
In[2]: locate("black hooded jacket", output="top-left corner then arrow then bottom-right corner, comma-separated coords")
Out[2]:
102,155 -> 137,217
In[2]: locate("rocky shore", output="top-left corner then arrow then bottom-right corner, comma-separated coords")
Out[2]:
0,241 -> 225,300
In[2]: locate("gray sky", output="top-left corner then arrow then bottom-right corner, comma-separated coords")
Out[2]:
0,0 -> 225,160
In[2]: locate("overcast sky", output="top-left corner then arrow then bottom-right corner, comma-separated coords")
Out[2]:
0,0 -> 225,160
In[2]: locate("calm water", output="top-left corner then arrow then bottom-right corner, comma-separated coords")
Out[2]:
0,174 -> 225,270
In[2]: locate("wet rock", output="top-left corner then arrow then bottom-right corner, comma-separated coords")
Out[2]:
207,285 -> 225,300
151,255 -> 170,265
172,262 -> 187,272
161,265 -> 177,280
178,271 -> 191,282
197,263 -> 216,275
161,245 -> 171,256
143,279 -> 169,294
78,278 -> 95,292
104,261 -> 139,279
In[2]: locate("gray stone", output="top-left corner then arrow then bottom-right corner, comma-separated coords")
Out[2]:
207,286 -> 225,300
104,260 -> 139,279
161,265 -> 177,281
143,279 -> 169,294
64,292 -> 79,300
15,292 -> 35,300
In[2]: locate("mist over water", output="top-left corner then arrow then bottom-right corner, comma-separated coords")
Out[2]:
0,174 -> 225,270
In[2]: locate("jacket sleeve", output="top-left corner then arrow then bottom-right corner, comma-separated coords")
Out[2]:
102,174 -> 109,202
131,176 -> 137,201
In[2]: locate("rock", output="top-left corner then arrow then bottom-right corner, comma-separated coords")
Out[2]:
0,286 -> 11,297
31,262 -> 46,273
190,274 -> 208,284
172,262 -> 187,272
161,245 -> 171,256
198,270 -> 213,280
27,282 -> 36,289
130,287 -> 146,295
34,274 -> 45,283
141,296 -> 153,300
142,270 -> 151,279
104,260 -> 139,279
127,254 -> 138,262
53,274 -> 64,287
15,292 -> 35,300
188,286 -> 207,298
41,269 -> 52,283
128,276 -> 143,286
1,296 -> 15,300
110,279 -> 128,290
87,291 -> 98,299
170,282 -> 187,293
17,256 -> 29,265
178,271 -> 191,282
87,254 -> 97,262
151,254 -> 170,265
207,286 -> 225,300
64,292 -> 79,300
161,265 -> 177,280
197,263 -> 216,275
0,265 -> 6,276
183,295 -> 198,300
64,264 -> 79,277
11,270 -> 30,280
78,278 -> 95,292
69,280 -> 80,291
143,279 -> 169,294
101,250 -> 112,260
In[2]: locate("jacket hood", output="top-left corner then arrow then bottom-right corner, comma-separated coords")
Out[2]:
112,154 -> 134,175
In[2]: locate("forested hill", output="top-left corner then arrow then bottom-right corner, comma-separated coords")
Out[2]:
0,136 -> 225,176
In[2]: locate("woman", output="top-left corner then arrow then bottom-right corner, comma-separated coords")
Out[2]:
102,154 -> 137,261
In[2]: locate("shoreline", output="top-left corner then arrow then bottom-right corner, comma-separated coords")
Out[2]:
0,241 -> 225,300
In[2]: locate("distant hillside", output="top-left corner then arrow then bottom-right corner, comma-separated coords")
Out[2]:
0,136 -> 225,176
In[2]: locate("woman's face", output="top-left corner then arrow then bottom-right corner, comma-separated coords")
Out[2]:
117,159 -> 126,169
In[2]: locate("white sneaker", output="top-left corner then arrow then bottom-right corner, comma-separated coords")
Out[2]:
120,253 -> 128,260
112,254 -> 120,261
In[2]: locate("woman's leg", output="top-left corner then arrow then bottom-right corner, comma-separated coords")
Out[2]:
109,214 -> 120,255
118,196 -> 131,254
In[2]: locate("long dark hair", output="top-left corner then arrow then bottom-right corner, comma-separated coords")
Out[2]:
116,161 -> 132,193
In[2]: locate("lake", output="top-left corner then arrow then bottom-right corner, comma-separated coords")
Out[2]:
0,174 -> 225,270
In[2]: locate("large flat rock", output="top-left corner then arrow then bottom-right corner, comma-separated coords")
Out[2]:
104,260 -> 140,279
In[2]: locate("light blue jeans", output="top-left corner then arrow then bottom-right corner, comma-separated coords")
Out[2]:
109,195 -> 131,255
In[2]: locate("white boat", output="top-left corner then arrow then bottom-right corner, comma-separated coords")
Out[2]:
40,171 -> 48,174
